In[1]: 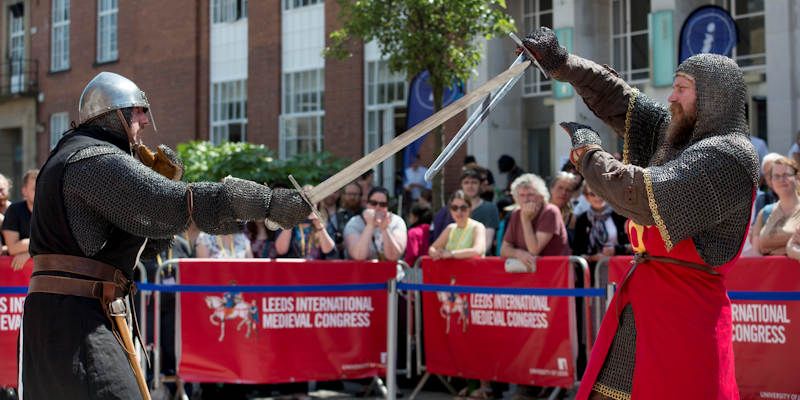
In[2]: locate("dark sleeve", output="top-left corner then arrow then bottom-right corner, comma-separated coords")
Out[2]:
554,55 -> 670,166
612,212 -> 630,255
1,204 -> 20,232
571,213 -> 590,256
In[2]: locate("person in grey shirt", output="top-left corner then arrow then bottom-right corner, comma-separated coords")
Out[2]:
344,186 -> 407,261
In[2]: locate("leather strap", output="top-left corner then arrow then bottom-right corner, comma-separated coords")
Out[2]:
33,254 -> 122,282
28,275 -> 127,301
633,252 -> 719,276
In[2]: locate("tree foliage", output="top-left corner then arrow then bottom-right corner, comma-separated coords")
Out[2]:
327,0 -> 514,207
177,141 -> 347,188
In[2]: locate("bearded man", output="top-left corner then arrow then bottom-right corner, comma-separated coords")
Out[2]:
521,28 -> 759,400
21,72 -> 309,399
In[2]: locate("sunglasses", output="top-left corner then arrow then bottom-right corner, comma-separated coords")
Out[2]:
450,204 -> 470,212
368,200 -> 388,207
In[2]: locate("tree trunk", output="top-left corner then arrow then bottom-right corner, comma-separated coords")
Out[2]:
431,85 -> 445,210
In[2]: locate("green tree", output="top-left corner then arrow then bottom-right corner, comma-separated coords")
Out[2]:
327,0 -> 514,208
177,141 -> 347,189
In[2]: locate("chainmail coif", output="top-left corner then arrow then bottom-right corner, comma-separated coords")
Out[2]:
676,54 -> 749,140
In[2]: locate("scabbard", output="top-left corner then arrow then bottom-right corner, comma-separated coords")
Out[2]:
110,300 -> 152,400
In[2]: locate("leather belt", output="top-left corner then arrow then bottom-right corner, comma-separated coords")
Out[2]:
28,254 -> 134,303
632,252 -> 719,276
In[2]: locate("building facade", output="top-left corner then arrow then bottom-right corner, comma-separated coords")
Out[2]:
0,0 -> 797,199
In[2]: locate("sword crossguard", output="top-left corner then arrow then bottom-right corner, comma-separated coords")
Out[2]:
288,175 -> 325,223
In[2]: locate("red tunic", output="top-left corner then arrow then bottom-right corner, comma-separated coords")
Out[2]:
576,221 -> 741,400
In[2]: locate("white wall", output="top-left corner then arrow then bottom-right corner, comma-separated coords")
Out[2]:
210,19 -> 248,82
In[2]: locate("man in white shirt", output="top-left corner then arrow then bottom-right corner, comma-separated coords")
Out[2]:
404,154 -> 431,201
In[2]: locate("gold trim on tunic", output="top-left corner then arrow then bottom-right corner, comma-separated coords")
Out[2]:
643,169 -> 674,250
592,383 -> 632,400
622,88 -> 639,165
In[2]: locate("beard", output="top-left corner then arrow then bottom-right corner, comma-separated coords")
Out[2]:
666,102 -> 696,147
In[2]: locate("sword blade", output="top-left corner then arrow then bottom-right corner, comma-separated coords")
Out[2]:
306,60 -> 531,204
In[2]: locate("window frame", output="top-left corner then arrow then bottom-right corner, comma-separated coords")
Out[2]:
521,0 -> 553,97
211,0 -> 248,24
279,68 -> 325,159
282,0 -> 322,11
96,0 -> 118,63
210,79 -> 248,145
51,0 -> 70,72
610,0 -> 650,84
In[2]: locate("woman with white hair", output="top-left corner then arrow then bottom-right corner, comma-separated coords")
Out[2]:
499,173 -> 570,270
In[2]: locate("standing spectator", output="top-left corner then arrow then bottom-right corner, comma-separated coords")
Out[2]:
752,152 -> 781,224
275,211 -> 336,259
500,174 -> 569,270
404,203 -> 432,266
196,229 -> 253,258
345,187 -> 407,261
404,154 -> 431,202
572,183 -> 630,262
2,169 -> 38,270
428,190 -> 487,260
0,173 -> 11,255
497,154 -> 524,195
331,182 -> 364,257
319,190 -> 340,226
357,170 -> 375,208
752,157 -> 800,255
431,169 -> 499,252
549,171 -> 579,235
464,155 -> 496,202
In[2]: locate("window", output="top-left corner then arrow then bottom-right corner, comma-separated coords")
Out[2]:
522,0 -> 552,96
365,60 -> 406,153
611,0 -> 650,82
51,0 -> 70,71
210,80 -> 248,144
8,3 -> 25,94
280,69 -> 324,158
711,0 -> 765,69
212,0 -> 247,23
97,0 -> 118,63
50,112 -> 69,149
283,0 -> 322,11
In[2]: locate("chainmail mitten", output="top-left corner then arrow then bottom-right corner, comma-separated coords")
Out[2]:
157,145 -> 184,180
267,188 -> 312,229
522,27 -> 569,74
560,122 -> 602,148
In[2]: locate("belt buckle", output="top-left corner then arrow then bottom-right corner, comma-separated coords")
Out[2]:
108,298 -> 127,317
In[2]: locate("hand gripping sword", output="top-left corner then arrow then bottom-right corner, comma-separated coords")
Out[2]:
424,32 -> 546,182
286,41 -> 536,216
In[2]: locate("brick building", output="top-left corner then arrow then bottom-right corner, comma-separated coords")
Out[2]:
0,0 -> 466,201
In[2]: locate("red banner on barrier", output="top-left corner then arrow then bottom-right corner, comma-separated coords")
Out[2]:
177,259 -> 396,384
0,256 -> 32,388
421,257 -> 577,387
607,256 -> 800,400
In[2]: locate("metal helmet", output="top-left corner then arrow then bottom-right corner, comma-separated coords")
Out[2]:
78,72 -> 157,131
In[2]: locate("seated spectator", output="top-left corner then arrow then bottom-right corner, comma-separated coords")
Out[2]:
752,152 -> 781,224
345,187 -> 407,261
549,171 -> 579,234
196,229 -> 253,258
500,173 -> 569,270
752,156 -> 800,255
275,211 -> 336,259
0,173 -> 10,255
404,154 -> 431,203
429,190 -> 487,260
2,169 -> 38,270
786,225 -> 800,262
404,202 -> 433,266
331,182 -> 364,258
572,183 -> 630,262
431,169 -> 499,252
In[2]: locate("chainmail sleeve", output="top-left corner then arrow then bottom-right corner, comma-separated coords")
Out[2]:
644,135 -> 759,265
555,55 -> 669,166
64,146 -> 310,252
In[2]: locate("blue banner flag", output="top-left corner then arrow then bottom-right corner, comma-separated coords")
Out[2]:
403,71 -> 464,170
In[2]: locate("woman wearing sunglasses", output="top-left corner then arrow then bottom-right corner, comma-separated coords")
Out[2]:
344,186 -> 407,261
428,190 -> 487,260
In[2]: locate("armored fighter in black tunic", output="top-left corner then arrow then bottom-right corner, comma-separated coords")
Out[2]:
21,72 -> 310,399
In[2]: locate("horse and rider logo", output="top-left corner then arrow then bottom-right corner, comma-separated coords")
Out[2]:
436,276 -> 469,334
204,282 -> 259,342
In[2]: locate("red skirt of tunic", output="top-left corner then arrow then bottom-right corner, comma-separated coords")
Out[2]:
576,221 -> 740,400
